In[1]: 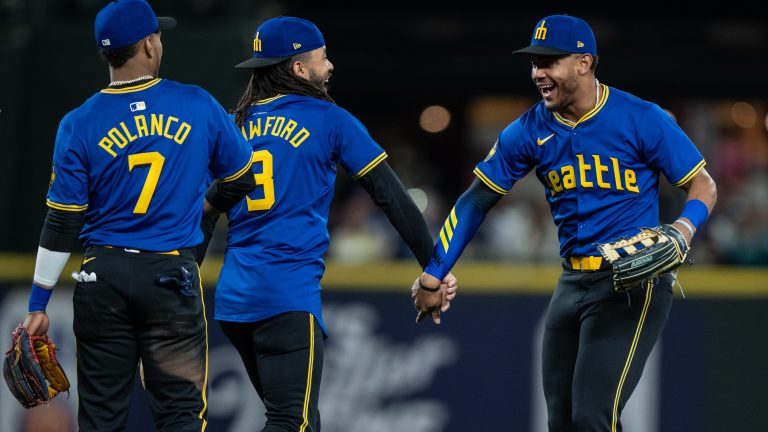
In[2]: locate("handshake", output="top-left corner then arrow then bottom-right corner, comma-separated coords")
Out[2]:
411,272 -> 458,325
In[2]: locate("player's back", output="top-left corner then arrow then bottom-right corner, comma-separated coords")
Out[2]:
48,79 -> 250,251
225,94 -> 342,263
218,93 -> 387,327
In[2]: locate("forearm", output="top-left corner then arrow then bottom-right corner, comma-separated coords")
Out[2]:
673,168 -> 717,243
423,179 -> 503,281
205,168 -> 256,213
30,209 -> 84,311
356,162 -> 433,268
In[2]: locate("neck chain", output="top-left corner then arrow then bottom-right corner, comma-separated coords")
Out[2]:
109,75 -> 154,87
594,78 -> 601,108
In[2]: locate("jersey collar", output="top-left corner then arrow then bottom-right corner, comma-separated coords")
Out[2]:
254,94 -> 288,105
553,83 -> 609,128
100,78 -> 162,94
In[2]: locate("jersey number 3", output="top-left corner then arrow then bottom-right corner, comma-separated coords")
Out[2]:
128,151 -> 165,215
246,150 -> 275,211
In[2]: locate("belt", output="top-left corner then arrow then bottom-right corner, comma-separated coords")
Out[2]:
100,246 -> 181,255
568,256 -> 608,271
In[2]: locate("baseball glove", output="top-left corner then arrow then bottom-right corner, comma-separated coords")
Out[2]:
597,225 -> 689,292
3,324 -> 70,408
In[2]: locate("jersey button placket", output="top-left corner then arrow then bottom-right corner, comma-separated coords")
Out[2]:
572,129 -> 586,239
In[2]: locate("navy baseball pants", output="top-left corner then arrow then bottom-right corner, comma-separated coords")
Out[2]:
542,264 -> 675,431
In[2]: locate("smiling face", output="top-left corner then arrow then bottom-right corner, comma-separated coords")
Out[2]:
530,53 -> 595,114
292,46 -> 334,90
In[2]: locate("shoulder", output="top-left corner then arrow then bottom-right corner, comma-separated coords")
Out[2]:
160,79 -> 217,100
606,86 -> 657,115
499,103 -> 541,143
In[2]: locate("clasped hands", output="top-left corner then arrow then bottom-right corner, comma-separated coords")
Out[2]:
411,272 -> 457,325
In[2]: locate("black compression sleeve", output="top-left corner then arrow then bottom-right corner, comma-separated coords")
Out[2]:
39,209 -> 85,252
355,161 -> 434,268
463,178 -> 505,212
205,169 -> 257,212
194,212 -> 220,267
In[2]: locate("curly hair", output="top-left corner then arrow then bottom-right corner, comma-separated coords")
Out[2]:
232,52 -> 334,128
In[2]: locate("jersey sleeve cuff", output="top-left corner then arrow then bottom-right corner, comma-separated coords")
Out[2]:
473,168 -> 507,195
46,199 -> 88,212
671,159 -> 706,187
351,152 -> 388,180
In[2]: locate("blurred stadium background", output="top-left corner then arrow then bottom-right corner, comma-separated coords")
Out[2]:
1,1 -> 766,431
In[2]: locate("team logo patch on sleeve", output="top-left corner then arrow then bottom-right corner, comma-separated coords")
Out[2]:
129,101 -> 146,112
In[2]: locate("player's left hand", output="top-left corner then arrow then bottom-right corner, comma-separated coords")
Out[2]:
23,312 -> 49,337
412,272 -> 458,325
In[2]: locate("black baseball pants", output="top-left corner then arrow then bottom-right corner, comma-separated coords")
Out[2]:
73,246 -> 208,432
219,311 -> 324,432
542,265 -> 674,432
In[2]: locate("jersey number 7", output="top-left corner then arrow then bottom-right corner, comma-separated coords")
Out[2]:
128,151 -> 165,215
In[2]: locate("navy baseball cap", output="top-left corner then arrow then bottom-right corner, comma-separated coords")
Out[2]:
95,0 -> 176,49
513,15 -> 597,57
236,16 -> 325,69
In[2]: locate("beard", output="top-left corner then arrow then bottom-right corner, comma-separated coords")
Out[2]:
308,69 -> 330,92
543,70 -> 579,112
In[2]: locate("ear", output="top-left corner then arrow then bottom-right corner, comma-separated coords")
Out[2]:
142,36 -> 155,58
578,54 -> 594,74
292,60 -> 308,79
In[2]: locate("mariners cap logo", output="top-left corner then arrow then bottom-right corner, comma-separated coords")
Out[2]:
253,32 -> 263,52
534,20 -> 548,40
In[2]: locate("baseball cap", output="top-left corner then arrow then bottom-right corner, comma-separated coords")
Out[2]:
95,0 -> 176,49
513,15 -> 597,57
235,16 -> 325,69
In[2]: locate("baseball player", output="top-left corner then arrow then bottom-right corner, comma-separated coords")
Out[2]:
415,14 -> 717,431
21,1 -> 255,430
205,16 -> 456,432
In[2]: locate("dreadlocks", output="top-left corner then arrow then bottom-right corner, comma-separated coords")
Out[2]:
233,53 -> 335,128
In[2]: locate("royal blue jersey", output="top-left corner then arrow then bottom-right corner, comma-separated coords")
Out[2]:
47,79 -> 253,251
214,94 -> 387,333
474,84 -> 705,258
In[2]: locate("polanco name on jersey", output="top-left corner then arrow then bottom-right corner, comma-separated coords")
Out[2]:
98,113 -> 192,158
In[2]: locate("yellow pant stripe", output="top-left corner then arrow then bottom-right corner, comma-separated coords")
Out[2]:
196,264 -> 209,431
299,314 -> 316,432
612,279 -> 653,432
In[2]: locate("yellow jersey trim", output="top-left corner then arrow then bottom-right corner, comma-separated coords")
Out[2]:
554,83 -> 609,128
473,168 -> 507,195
351,152 -> 388,180
255,94 -> 288,105
299,314 -> 316,432
46,199 -> 87,212
672,160 -> 706,187
100,78 -> 162,94
218,159 -> 254,183
612,279 -> 653,432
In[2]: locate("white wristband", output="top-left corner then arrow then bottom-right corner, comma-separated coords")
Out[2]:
675,219 -> 695,239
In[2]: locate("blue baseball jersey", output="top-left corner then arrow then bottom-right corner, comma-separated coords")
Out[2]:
47,79 -> 253,251
474,84 -> 705,258
214,94 -> 387,333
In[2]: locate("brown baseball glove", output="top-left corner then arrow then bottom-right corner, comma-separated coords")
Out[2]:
3,324 -> 70,408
